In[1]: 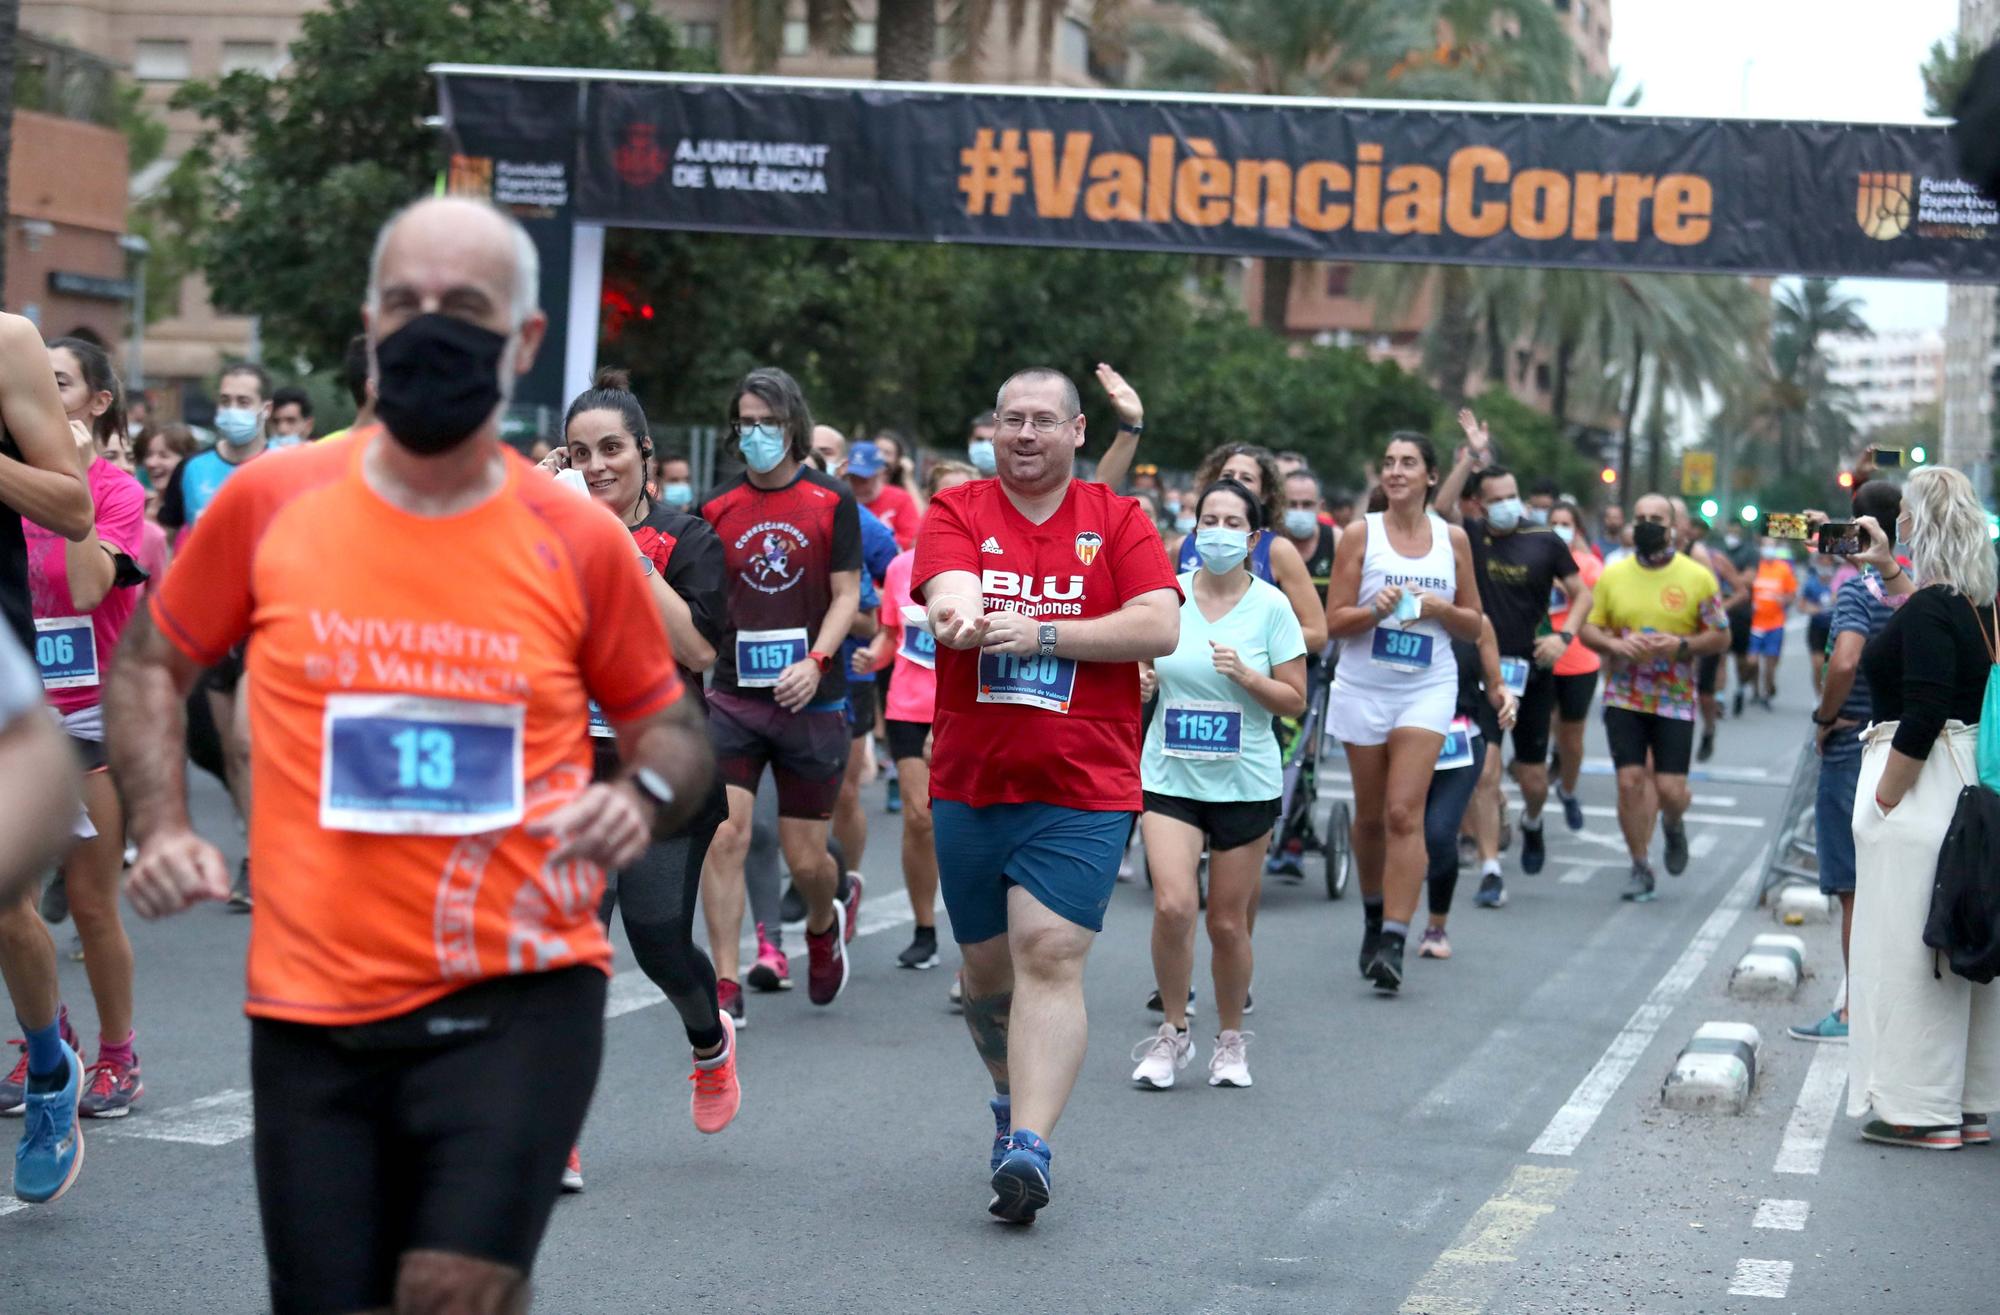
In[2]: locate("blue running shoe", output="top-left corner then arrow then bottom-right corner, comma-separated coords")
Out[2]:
885,778 -> 901,814
1558,786 -> 1585,833
989,1095 -> 1010,1173
989,1129 -> 1051,1224
14,1041 -> 84,1204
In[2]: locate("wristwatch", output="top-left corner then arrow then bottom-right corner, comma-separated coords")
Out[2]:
626,766 -> 677,823
1811,709 -> 1840,727
1038,623 -> 1058,657
1117,422 -> 1144,435
636,554 -> 657,577
808,650 -> 836,676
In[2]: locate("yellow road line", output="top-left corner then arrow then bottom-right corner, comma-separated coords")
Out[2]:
1398,1164 -> 1577,1315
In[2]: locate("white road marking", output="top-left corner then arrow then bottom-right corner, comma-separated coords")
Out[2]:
1557,865 -> 1599,885
1690,831 -> 1719,860
100,1088 -> 253,1147
1753,1198 -> 1810,1230
1527,850 -> 1765,1157
1325,791 -> 1757,827
0,1197 -> 28,1217
1728,1258 -> 1794,1298
1559,828 -> 1640,856
1775,1039 -> 1848,1175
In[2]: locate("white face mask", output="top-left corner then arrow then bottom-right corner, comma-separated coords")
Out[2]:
1552,524 -> 1575,546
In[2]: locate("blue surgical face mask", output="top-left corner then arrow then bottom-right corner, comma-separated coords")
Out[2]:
1485,497 -> 1523,532
1282,508 -> 1318,539
1174,513 -> 1196,534
1194,526 -> 1250,574
1524,505 -> 1549,526
215,407 -> 261,446
968,439 -> 996,476
1552,524 -> 1575,546
738,423 -> 788,474
662,481 -> 693,509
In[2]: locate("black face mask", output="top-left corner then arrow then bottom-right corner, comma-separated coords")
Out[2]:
374,313 -> 510,456
1633,520 -> 1673,563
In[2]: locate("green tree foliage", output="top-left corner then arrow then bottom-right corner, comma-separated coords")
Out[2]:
171,0 -> 688,369
1447,386 -> 1598,498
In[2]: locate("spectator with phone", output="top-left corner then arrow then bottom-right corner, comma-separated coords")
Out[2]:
1845,466 -> 2000,1151
1793,480 -> 1906,1044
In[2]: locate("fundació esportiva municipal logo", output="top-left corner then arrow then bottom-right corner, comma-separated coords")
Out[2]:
1856,172 -> 1913,240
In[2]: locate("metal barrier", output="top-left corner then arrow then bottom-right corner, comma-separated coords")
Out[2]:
1756,735 -> 1822,906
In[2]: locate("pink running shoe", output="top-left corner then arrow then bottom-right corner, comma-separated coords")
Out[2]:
689,1013 -> 740,1134
807,901 -> 849,1006
841,871 -> 865,945
746,923 -> 791,992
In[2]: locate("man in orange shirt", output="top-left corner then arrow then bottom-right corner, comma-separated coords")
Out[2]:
1748,538 -> 1799,709
105,197 -> 715,1315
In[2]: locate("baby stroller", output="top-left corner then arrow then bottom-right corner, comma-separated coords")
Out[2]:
1267,661 -> 1351,899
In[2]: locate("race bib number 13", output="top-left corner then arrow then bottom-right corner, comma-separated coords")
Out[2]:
321,694 -> 524,835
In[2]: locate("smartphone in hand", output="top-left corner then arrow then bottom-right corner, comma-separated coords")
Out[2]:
1816,521 -> 1861,555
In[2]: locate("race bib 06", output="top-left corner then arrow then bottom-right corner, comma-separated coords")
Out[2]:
736,627 -> 809,689
320,694 -> 525,835
1370,626 -> 1434,673
1162,700 -> 1243,760
977,650 -> 1077,713
34,617 -> 97,690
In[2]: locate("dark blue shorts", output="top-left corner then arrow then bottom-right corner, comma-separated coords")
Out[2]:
1748,627 -> 1785,658
931,800 -> 1134,944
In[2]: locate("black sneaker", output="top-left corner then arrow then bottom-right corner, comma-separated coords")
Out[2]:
780,881 -> 806,925
1473,872 -> 1507,908
1731,689 -> 1745,718
1558,787 -> 1584,832
1519,821 -> 1545,875
228,858 -> 252,913
1365,933 -> 1405,994
1663,816 -> 1690,876
1697,728 -> 1715,763
897,928 -> 939,970
1358,921 -> 1382,977
1143,987 -> 1197,1017
1621,864 -> 1657,903
38,870 -> 67,924
1242,990 -> 1254,1017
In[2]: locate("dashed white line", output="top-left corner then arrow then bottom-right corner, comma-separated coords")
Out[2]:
1527,850 -> 1765,1157
1775,1039 -> 1848,1175
1753,1198 -> 1810,1231
1728,1258 -> 1794,1298
99,1088 -> 253,1147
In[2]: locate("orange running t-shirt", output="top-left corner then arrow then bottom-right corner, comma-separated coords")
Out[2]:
1751,558 -> 1797,633
150,431 -> 683,1026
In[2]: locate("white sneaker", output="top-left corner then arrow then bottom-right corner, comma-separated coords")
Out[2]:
1208,1029 -> 1254,1088
1130,1022 -> 1193,1089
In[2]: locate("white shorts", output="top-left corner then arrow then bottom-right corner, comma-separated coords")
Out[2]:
1327,680 -> 1456,747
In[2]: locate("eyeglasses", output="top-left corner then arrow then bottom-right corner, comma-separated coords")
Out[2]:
994,412 -> 1076,435
730,419 -> 778,436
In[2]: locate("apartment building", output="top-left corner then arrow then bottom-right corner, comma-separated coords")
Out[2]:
1824,329 -> 1947,435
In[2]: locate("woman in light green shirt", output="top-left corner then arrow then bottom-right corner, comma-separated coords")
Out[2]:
1131,479 -> 1307,1092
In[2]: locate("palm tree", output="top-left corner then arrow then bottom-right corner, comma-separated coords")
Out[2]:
0,0 -> 18,297
731,1 -> 1126,84
1769,279 -> 1869,470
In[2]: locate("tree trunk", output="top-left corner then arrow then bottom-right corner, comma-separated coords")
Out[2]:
1644,369 -> 1668,495
1259,258 -> 1294,337
1617,341 -> 1645,512
876,0 -> 936,82
1426,267 -> 1477,410
0,0 -> 19,300
1550,336 -> 1573,432
1484,303 -> 1506,388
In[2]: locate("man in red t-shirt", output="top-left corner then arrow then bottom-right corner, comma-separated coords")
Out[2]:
848,440 -> 920,550
914,366 -> 1179,1224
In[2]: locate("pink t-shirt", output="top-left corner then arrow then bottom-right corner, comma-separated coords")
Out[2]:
25,458 -> 146,714
881,548 -> 937,724
135,517 -> 169,595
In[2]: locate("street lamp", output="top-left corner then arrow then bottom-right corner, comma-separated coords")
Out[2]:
117,233 -> 151,392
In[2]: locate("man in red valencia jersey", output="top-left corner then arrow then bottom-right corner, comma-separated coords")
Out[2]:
915,366 -> 1179,1224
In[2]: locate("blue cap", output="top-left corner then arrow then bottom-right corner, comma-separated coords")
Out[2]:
847,441 -> 885,478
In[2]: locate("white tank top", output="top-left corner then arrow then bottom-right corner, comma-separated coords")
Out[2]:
1336,510 -> 1459,693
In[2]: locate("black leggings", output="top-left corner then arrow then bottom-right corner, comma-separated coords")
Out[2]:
599,788 -> 726,1052
1424,742 -> 1488,917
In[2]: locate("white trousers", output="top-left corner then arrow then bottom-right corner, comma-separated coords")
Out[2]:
1848,721 -> 2000,1126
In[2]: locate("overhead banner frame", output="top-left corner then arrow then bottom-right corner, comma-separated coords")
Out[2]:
433,64 -> 2000,412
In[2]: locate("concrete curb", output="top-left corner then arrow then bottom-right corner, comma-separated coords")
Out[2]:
1774,884 -> 1832,926
1729,933 -> 1807,1000
1662,1021 -> 1761,1114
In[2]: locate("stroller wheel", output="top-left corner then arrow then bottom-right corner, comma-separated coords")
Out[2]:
1324,801 -> 1352,900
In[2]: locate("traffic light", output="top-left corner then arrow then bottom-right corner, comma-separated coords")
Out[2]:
1599,466 -> 1617,486
1837,471 -> 1854,489
1739,503 -> 1760,524
1911,445 -> 1927,464
1700,498 -> 1720,519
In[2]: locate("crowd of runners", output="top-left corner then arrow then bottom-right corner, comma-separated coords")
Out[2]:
0,195 -> 1961,1311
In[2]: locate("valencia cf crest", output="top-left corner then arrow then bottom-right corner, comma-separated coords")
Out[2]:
1074,532 -> 1103,566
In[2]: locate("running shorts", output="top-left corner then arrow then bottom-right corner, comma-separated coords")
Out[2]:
1554,669 -> 1599,723
1807,613 -> 1832,656
885,717 -> 930,763
1696,652 -> 1721,696
930,800 -> 1133,943
61,704 -> 106,773
1509,665 -> 1557,765
1142,791 -> 1280,852
1727,605 -> 1753,655
708,688 -> 849,820
846,677 -> 877,740
1747,627 -> 1785,658
1602,706 -> 1696,776
250,966 -> 604,1315
1328,679 -> 1455,746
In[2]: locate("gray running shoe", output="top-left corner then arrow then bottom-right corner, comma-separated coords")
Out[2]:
1621,864 -> 1657,903
1663,816 -> 1690,876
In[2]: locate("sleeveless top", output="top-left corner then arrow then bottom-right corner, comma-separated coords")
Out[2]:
1177,526 -> 1277,583
1334,510 -> 1458,694
0,428 -> 33,653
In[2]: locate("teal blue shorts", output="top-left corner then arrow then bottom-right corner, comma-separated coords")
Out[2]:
931,800 -> 1134,943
